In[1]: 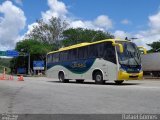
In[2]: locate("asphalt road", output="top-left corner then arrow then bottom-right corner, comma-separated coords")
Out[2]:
0,77 -> 160,114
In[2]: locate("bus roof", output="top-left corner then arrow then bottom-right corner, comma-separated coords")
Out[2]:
47,39 -> 129,55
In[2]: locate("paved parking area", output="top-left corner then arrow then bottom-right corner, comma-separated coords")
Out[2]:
0,77 -> 160,114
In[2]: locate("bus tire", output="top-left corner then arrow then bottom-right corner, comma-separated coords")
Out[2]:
59,72 -> 69,83
94,71 -> 104,84
114,80 -> 124,85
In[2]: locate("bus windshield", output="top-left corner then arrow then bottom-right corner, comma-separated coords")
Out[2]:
116,41 -> 141,66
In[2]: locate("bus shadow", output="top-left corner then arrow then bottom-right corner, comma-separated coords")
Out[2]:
47,81 -> 140,86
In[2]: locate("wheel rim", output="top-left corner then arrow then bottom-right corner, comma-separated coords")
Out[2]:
96,74 -> 102,82
59,74 -> 64,82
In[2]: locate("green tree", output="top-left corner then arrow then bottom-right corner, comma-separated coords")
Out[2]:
15,39 -> 53,55
27,17 -> 68,49
62,28 -> 114,47
147,40 -> 160,52
10,39 -> 53,74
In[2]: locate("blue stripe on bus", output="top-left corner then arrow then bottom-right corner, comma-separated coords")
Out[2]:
121,64 -> 141,73
47,58 -> 96,74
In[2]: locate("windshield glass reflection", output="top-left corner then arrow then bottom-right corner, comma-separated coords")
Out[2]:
116,41 -> 141,66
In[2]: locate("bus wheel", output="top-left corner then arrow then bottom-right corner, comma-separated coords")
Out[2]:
94,71 -> 104,84
59,72 -> 69,83
114,80 -> 124,85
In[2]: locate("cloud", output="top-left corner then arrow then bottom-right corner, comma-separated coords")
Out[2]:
149,12 -> 160,30
114,11 -> 160,49
19,22 -> 38,40
15,0 -> 23,5
121,19 -> 131,25
19,0 -> 160,51
94,15 -> 112,29
134,30 -> 160,49
69,20 -> 86,28
114,30 -> 131,39
114,29 -> 153,49
0,1 -> 26,50
69,20 -> 100,30
133,11 -> 160,49
41,0 -> 113,31
26,22 -> 38,35
69,15 -> 113,31
41,0 -> 68,22
25,0 -> 113,37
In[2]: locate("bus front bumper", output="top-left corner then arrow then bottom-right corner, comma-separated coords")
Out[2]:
118,71 -> 143,80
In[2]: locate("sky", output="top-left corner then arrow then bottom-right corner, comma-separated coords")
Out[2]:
1,0 -> 160,50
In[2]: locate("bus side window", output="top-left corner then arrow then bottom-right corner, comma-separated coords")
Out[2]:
78,46 -> 88,59
68,50 -> 71,61
88,45 -> 98,58
68,49 -> 77,61
84,46 -> 88,59
59,52 -> 63,62
52,54 -> 54,63
47,55 -> 52,63
103,43 -> 116,64
97,43 -> 104,58
52,53 -> 59,63
60,51 -> 68,62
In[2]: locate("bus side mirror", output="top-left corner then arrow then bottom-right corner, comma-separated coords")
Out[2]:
112,43 -> 124,53
138,46 -> 147,55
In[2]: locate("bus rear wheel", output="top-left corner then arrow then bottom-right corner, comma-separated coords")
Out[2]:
94,71 -> 105,84
59,72 -> 69,83
114,80 -> 124,85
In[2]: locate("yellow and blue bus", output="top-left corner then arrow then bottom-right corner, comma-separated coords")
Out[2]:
47,39 -> 146,84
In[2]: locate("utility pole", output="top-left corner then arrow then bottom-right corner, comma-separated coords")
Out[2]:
28,52 -> 31,75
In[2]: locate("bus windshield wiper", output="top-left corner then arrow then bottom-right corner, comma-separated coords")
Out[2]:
128,51 -> 139,66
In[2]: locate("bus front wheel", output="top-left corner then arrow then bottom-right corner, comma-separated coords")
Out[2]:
59,72 -> 69,83
114,80 -> 124,85
94,71 -> 105,84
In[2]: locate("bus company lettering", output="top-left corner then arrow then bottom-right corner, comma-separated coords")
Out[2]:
71,61 -> 87,68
